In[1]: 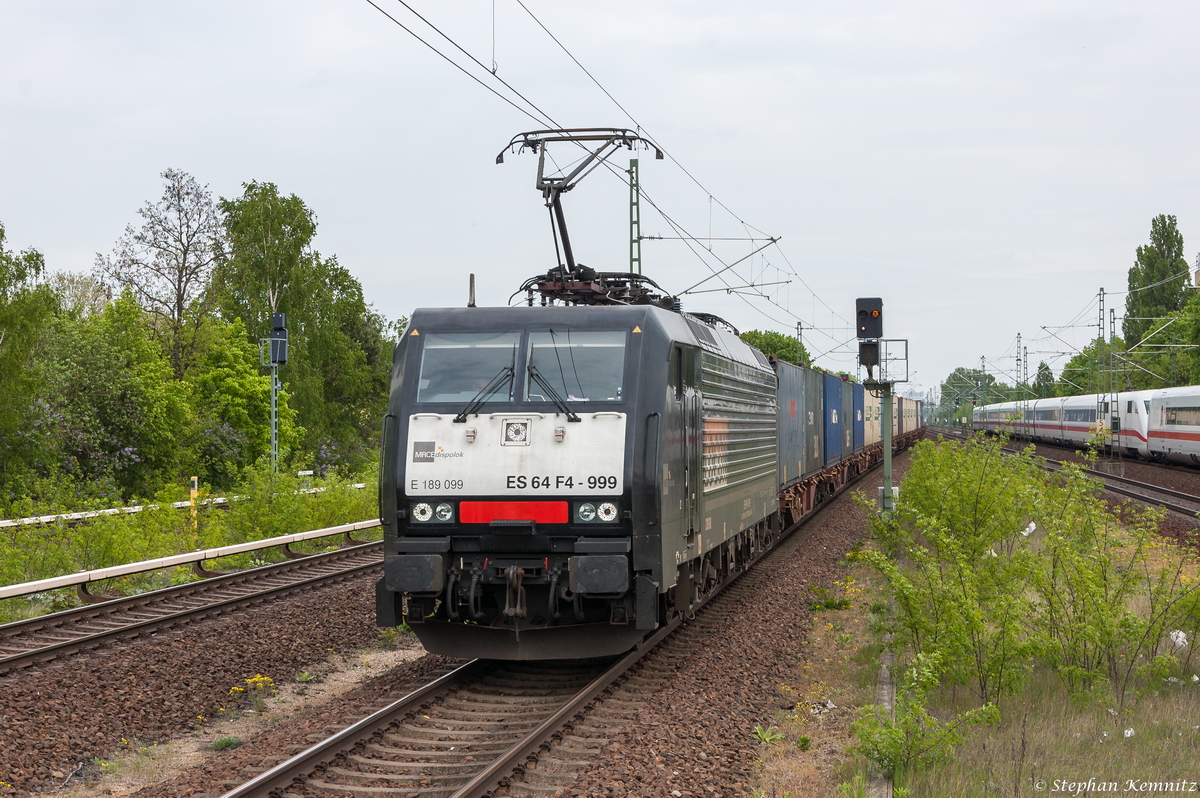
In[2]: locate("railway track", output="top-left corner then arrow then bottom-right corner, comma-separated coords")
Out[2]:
929,427 -> 1200,518
220,634 -> 674,798
218,451 -> 889,798
0,541 -> 382,675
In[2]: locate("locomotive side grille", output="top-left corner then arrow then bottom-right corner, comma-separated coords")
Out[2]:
699,353 -> 777,493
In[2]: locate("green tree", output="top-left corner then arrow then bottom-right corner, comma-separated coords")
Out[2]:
0,223 -> 59,492
45,271 -> 111,318
40,293 -> 191,499
1057,337 -> 1128,395
95,169 -> 226,379
938,367 -> 1006,410
1122,214 -> 1190,348
215,182 -> 392,471
185,318 -> 300,489
739,329 -> 810,366
215,180 -> 316,324
1178,290 -> 1200,385
1033,361 -> 1055,398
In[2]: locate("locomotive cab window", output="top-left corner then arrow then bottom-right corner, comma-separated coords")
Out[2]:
416,332 -> 521,403
525,330 -> 626,402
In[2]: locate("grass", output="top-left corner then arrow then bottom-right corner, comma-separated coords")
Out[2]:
209,736 -> 243,751
85,740 -> 171,785
754,531 -> 1200,797
905,668 -> 1200,797
750,555 -> 886,795
0,465 -> 380,623
868,529 -> 1200,797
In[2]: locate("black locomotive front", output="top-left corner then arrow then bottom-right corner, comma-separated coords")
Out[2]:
377,305 -> 680,659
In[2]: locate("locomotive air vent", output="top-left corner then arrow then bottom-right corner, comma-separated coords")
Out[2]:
685,318 -> 720,351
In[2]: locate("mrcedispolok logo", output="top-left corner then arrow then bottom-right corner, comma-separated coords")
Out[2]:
412,441 -> 464,463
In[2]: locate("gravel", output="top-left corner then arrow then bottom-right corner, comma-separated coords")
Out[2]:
559,457 -> 911,798
0,570 -> 413,796
1,452 -> 913,798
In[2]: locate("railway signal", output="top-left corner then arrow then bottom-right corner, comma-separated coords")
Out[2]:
261,313 -> 288,473
856,297 -> 883,339
857,297 -> 908,514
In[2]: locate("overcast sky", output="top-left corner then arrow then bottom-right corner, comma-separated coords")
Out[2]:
3,1 -> 1198,399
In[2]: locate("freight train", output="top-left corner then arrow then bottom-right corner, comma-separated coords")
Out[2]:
375,301 -> 923,659
972,387 -> 1200,465
374,127 -> 923,659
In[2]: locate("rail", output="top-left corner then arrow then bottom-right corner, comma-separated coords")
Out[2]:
927,426 -> 1200,518
0,518 -> 381,601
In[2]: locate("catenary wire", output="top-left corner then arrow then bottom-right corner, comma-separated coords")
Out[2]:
513,0 -> 849,328
362,0 -> 554,129
366,0 -> 845,348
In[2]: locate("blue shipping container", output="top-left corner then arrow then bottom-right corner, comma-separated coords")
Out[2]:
853,383 -> 865,452
823,373 -> 843,465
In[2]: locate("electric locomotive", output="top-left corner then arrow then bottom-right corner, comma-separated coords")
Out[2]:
374,128 -> 916,659
376,300 -> 780,659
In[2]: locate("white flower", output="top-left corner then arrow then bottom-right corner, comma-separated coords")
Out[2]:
1022,522 -> 1036,537
1170,630 -> 1189,648
1192,675 -> 1199,683
1125,728 -> 1134,738
1107,708 -> 1118,716
989,548 -> 999,558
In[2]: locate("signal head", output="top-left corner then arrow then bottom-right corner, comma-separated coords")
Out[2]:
855,297 -> 883,339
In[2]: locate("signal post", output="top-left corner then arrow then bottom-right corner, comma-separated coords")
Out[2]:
856,298 -> 908,514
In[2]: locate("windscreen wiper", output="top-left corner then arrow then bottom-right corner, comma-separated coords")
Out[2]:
528,364 -> 581,422
453,366 -> 514,423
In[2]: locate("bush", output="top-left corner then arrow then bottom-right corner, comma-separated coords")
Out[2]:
853,652 -> 998,776
862,432 -> 1200,713
0,462 -> 378,622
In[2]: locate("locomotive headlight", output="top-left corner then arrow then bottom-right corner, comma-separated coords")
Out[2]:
577,503 -> 597,522
434,502 -> 454,522
597,502 -> 618,522
412,502 -> 433,522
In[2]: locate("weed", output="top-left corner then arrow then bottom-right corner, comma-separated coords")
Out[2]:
852,652 -> 999,776
231,673 -> 276,712
811,598 -> 852,611
837,772 -> 867,798
90,756 -> 117,774
209,736 -> 243,751
753,725 -> 787,744
296,671 -> 316,683
796,735 -> 812,751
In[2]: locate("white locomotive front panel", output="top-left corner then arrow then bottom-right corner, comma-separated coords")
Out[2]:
405,411 -> 626,496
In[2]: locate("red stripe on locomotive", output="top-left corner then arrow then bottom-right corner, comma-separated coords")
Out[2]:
459,501 -> 569,524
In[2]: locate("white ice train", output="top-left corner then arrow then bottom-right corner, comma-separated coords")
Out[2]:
972,387 -> 1200,465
